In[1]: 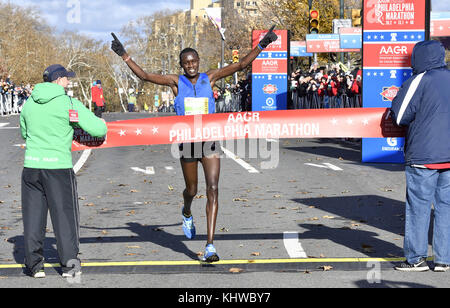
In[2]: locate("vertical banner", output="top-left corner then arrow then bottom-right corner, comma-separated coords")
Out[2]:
252,30 -> 288,111
362,0 -> 426,163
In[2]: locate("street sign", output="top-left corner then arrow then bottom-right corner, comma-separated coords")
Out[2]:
339,27 -> 362,49
333,19 -> 352,34
290,41 -> 313,57
431,11 -> 450,37
306,34 -> 360,53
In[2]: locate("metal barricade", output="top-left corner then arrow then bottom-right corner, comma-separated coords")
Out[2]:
1,93 -> 21,116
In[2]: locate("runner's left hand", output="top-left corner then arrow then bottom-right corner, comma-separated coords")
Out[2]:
259,25 -> 278,49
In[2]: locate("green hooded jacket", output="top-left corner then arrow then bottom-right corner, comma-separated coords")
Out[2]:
20,82 -> 107,169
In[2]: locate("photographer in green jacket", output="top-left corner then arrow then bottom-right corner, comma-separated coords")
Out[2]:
20,64 -> 107,278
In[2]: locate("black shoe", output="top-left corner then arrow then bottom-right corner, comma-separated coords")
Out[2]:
395,258 -> 429,272
434,263 -> 450,272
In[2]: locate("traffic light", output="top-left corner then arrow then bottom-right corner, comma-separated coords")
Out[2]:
352,9 -> 361,27
309,9 -> 319,34
232,49 -> 239,63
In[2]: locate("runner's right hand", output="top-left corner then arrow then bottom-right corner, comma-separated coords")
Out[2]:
111,33 -> 126,57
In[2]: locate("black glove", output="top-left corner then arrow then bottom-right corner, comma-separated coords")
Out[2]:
258,25 -> 278,49
111,33 -> 126,57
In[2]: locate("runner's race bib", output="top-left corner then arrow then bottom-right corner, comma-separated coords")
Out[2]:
184,97 -> 209,115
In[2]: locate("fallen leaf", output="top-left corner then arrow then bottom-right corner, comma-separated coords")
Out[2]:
101,230 -> 108,235
251,252 -> 261,256
229,268 -> 244,273
219,227 -> 229,232
84,202 -> 95,207
118,184 -> 128,187
319,265 -> 333,271
168,185 -> 174,191
308,217 -> 319,221
194,195 -> 206,199
130,189 -> 139,193
233,198 -> 248,202
322,215 -> 335,219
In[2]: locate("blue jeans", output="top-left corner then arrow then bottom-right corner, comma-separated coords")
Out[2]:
404,166 -> 450,264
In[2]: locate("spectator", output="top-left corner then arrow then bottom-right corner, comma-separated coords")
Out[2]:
391,40 -> 450,272
128,89 -> 136,112
20,64 -> 107,278
91,80 -> 105,118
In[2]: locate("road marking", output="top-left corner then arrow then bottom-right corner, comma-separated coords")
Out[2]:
266,138 -> 279,143
73,149 -> 91,174
0,258 -> 406,269
14,144 -> 26,147
305,163 -> 343,171
165,166 -> 174,170
0,123 -> 9,127
323,163 -> 343,171
220,146 -> 260,174
131,166 -> 155,175
283,232 -> 308,258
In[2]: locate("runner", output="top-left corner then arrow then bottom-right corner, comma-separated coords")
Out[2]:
111,27 -> 278,262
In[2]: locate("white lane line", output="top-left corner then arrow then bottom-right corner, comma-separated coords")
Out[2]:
323,163 -> 343,171
220,146 -> 260,174
73,149 -> 91,175
0,123 -> 9,127
283,232 -> 308,258
305,163 -> 328,169
305,163 -> 343,171
131,166 -> 155,175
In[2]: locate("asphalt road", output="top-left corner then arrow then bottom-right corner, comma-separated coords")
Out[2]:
1,112 -> 449,289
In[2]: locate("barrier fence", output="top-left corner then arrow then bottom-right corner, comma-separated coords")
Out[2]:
3,91 -> 362,116
0,93 -> 23,116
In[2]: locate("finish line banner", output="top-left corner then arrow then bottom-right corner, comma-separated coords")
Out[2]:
72,108 -> 405,152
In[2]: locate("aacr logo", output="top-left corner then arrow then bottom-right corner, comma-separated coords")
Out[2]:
380,46 -> 408,55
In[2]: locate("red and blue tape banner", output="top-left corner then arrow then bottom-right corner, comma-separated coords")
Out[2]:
72,108 -> 405,152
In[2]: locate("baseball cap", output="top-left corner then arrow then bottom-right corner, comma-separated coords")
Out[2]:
43,64 -> 76,82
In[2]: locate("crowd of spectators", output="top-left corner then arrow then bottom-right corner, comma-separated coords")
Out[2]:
1,77 -> 33,115
289,63 -> 362,109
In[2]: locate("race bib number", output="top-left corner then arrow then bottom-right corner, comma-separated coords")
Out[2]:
184,97 -> 209,115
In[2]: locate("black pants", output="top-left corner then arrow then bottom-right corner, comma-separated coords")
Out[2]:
21,168 -> 80,274
94,104 -> 103,118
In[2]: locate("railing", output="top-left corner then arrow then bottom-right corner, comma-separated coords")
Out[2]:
0,93 -> 24,116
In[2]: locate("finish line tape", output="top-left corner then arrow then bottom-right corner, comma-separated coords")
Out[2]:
72,108 -> 405,151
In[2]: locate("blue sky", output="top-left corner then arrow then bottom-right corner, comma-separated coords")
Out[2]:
15,0 -> 191,41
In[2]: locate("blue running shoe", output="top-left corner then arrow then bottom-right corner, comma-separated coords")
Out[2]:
182,208 -> 196,239
203,244 -> 220,263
